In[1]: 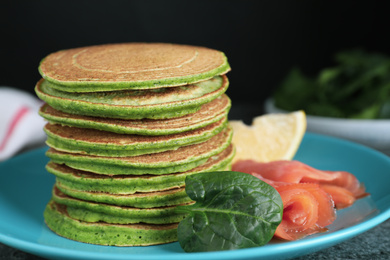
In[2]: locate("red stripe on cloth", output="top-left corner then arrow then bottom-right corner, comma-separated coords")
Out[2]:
0,106 -> 30,151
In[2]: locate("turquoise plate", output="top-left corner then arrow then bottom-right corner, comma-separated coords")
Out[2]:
0,133 -> 389,260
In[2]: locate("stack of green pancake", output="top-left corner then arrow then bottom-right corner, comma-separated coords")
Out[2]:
35,43 -> 234,246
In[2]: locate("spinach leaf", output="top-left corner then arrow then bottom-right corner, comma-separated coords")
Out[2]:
175,171 -> 283,252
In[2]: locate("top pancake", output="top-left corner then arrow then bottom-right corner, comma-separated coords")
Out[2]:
38,43 -> 231,92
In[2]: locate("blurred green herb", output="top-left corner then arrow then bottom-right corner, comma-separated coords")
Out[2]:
273,50 -> 390,119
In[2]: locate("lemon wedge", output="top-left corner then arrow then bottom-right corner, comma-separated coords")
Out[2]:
230,111 -> 306,163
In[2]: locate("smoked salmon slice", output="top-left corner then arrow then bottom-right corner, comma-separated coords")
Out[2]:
319,184 -> 356,209
232,159 -> 368,240
246,176 -> 336,240
232,160 -> 367,209
272,183 -> 335,240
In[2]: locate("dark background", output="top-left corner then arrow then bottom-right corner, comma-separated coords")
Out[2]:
1,2 -> 390,259
2,0 -> 390,120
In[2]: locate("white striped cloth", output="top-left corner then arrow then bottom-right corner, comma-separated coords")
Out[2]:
0,87 -> 46,161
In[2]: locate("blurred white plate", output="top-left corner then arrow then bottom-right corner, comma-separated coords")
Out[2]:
265,98 -> 390,154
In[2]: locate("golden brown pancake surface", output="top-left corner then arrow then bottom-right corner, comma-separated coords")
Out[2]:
39,43 -> 231,92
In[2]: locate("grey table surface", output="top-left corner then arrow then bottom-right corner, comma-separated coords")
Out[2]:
1,104 -> 389,259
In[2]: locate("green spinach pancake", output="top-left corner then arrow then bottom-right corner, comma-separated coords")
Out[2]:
36,42 -> 233,246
